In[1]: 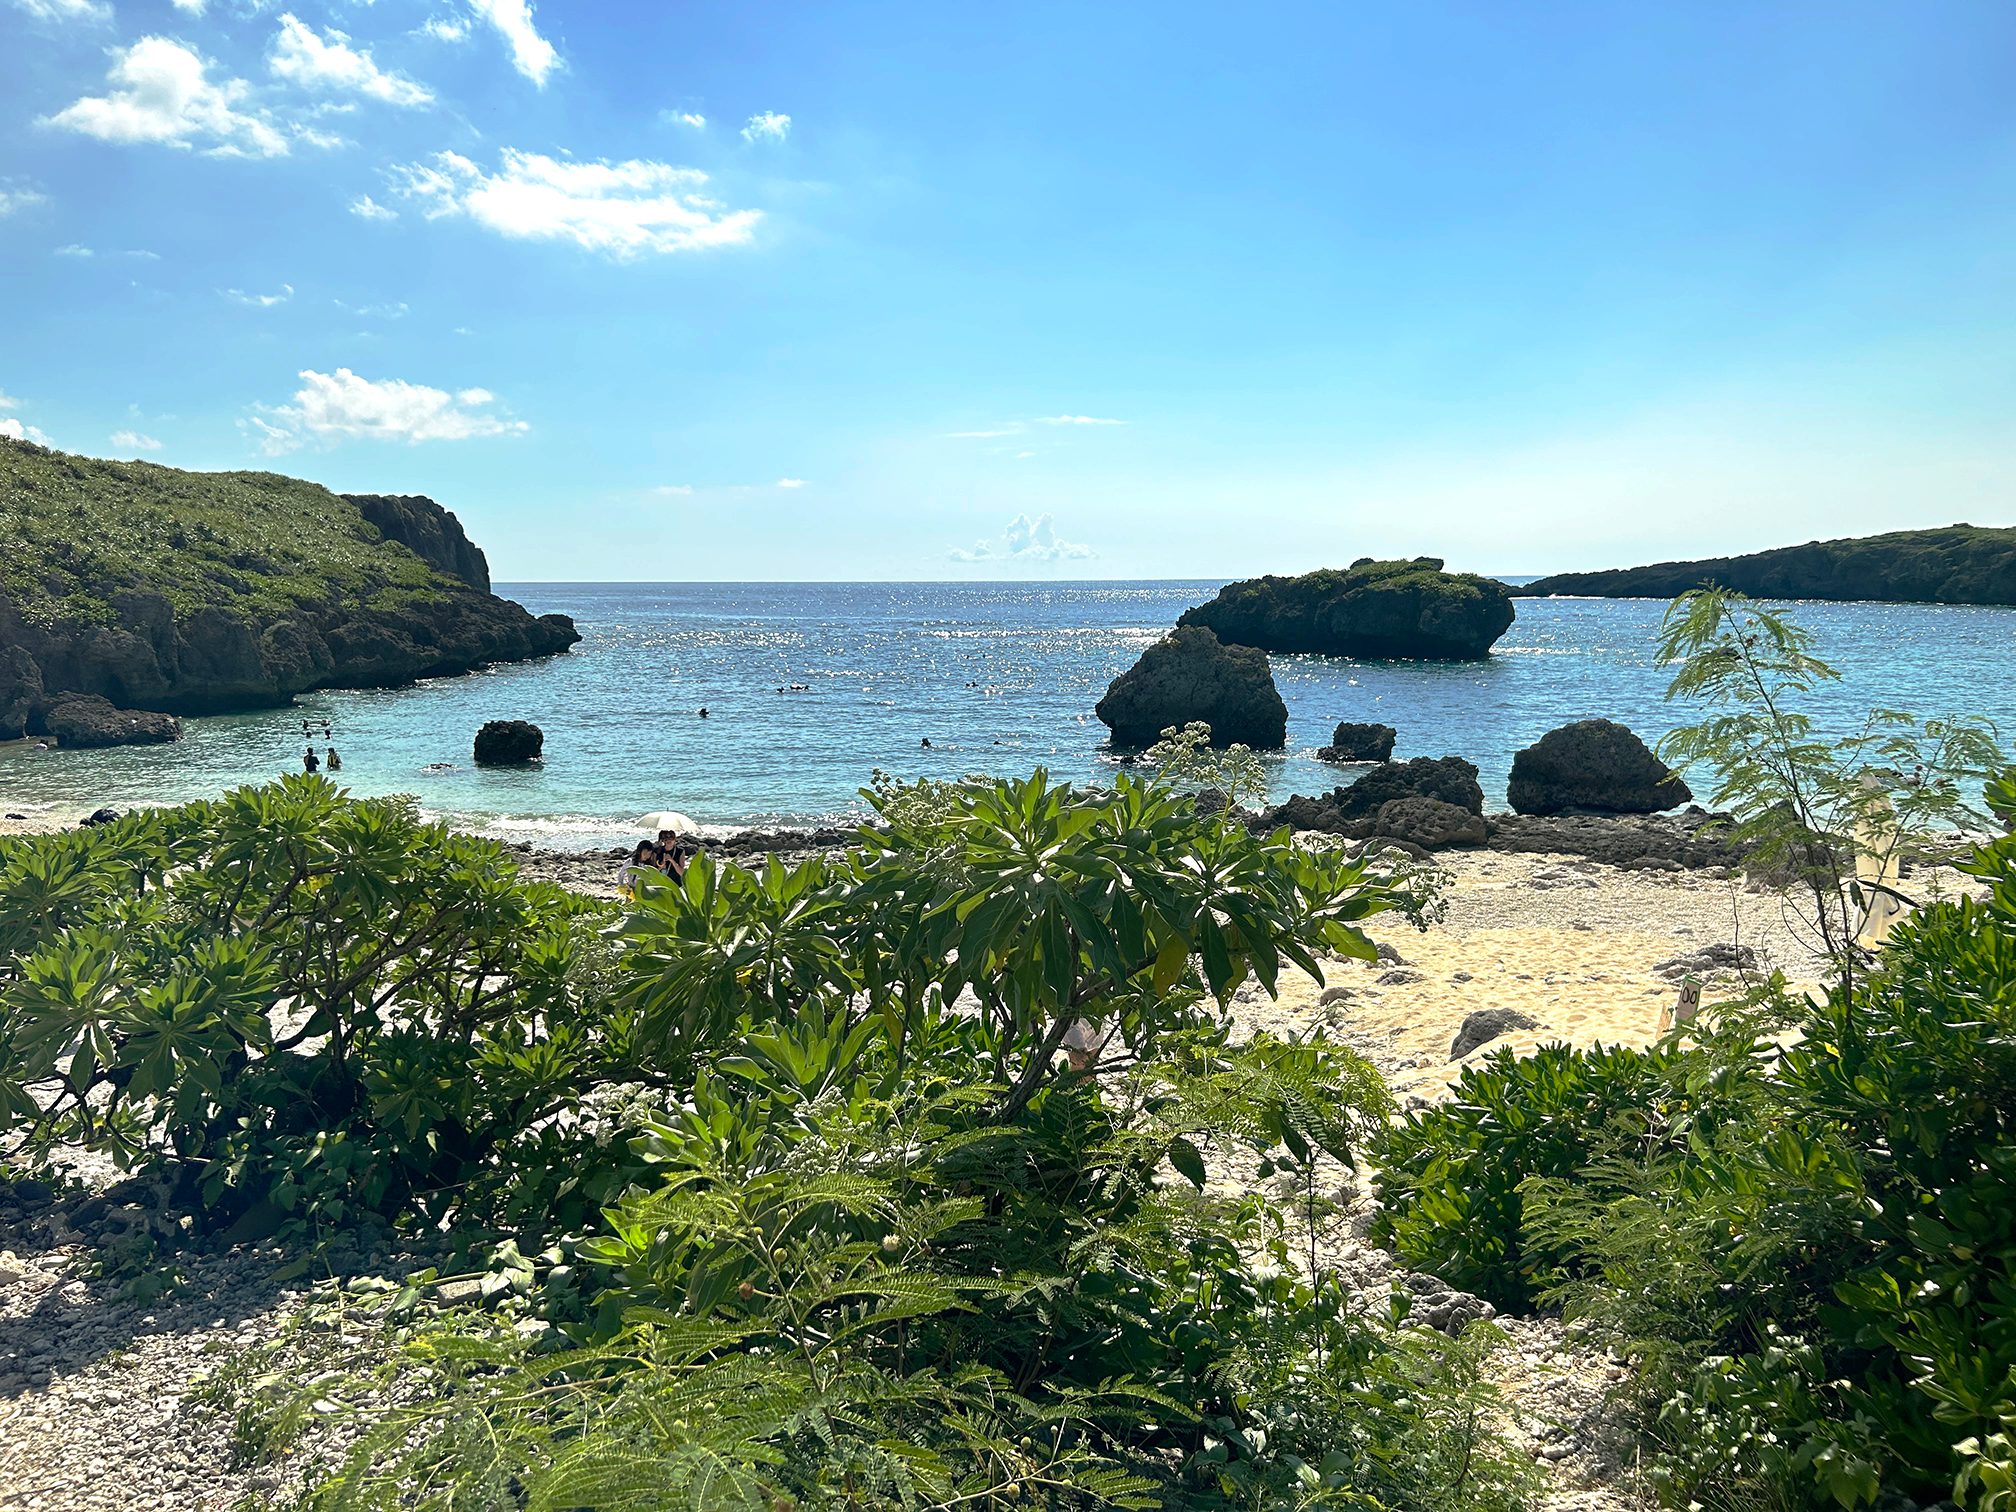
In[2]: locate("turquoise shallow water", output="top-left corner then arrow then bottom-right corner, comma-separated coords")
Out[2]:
3,581 -> 2013,850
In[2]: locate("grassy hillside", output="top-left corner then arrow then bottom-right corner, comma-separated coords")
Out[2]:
0,437 -> 451,631
1517,523 -> 2016,605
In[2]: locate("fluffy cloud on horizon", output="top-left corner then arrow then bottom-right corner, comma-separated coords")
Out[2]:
248,367 -> 529,452
948,512 -> 1094,564
390,149 -> 760,257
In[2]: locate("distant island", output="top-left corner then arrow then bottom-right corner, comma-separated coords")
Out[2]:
1178,557 -> 1516,660
1,437 -> 577,742
1516,524 -> 2016,606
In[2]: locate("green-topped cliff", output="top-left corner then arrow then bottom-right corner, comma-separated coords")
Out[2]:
0,436 -> 577,734
1178,557 -> 1516,659
1517,524 -> 2016,605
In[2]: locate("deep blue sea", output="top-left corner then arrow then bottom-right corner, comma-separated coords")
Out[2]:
4,581 -> 2014,850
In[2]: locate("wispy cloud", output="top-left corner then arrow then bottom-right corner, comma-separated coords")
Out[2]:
11,0 -> 110,23
110,429 -> 163,451
651,483 -> 694,496
663,110 -> 706,129
465,0 -> 559,86
270,14 -> 434,108
391,148 -> 760,258
949,512 -> 1094,564
741,111 -> 790,143
249,367 -> 528,453
1035,414 -> 1124,426
775,477 -> 806,489
223,283 -> 294,308
55,243 -> 93,257
43,36 -> 294,157
945,428 -> 1019,439
0,186 -> 47,218
418,15 -> 469,41
169,0 -> 205,13
336,298 -> 409,319
349,193 -> 398,222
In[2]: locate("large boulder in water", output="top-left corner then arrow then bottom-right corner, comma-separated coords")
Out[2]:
1179,559 -> 1515,660
473,719 -> 544,765
1318,721 -> 1396,763
1095,626 -> 1287,749
39,694 -> 180,747
1507,719 -> 1692,816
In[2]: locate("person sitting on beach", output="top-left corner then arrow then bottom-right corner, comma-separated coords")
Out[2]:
663,842 -> 689,882
325,746 -> 342,771
303,746 -> 320,773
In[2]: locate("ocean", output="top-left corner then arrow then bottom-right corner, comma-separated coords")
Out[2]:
4,580 -> 2014,850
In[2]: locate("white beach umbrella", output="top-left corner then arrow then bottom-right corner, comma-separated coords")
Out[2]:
635,810 -> 702,836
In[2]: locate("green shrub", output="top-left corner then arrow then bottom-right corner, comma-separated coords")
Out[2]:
1370,1039 -> 1715,1311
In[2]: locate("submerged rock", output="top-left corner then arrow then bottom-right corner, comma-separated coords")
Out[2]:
1318,720 -> 1396,763
1095,625 -> 1288,749
473,719 -> 544,765
1179,558 -> 1515,659
1507,719 -> 1692,815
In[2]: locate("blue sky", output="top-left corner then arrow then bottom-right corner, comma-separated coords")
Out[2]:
4,1 -> 2015,580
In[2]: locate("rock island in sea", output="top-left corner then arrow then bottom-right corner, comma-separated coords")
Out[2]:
0,436 -> 579,743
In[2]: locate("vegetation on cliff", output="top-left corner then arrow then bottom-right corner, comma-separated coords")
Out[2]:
1180,557 -> 1516,660
0,436 -> 576,720
1517,523 -> 2016,605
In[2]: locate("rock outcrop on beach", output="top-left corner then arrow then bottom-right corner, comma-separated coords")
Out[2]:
1515,523 -> 2016,606
1318,720 -> 1396,763
1484,807 -> 1744,869
473,719 -> 544,765
1373,796 -> 1486,849
1179,558 -> 1516,659
0,437 -> 578,734
1507,719 -> 1692,815
1095,625 -> 1288,748
1257,757 -> 1484,835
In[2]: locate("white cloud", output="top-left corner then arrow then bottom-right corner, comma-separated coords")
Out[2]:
419,15 -> 469,41
775,477 -> 806,489
0,392 -> 14,409
170,0 -> 206,13
741,111 -> 790,143
337,298 -> 408,319
223,282 -> 294,307
0,418 -> 56,445
349,192 -> 398,221
1035,414 -> 1124,426
44,36 -> 291,157
651,483 -> 693,496
465,0 -> 558,86
0,186 -> 47,217
1015,450 -> 1035,459
270,14 -> 434,108
251,367 -> 528,452
11,0 -> 110,22
391,148 -> 760,257
110,429 -> 163,451
664,110 -> 705,129
55,243 -> 94,257
949,512 -> 1094,564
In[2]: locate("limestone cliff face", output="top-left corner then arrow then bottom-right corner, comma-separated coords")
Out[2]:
0,438 -> 578,735
346,493 -> 493,593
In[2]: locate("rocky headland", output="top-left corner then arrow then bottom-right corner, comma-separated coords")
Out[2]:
1516,522 -> 2016,605
1179,557 -> 1517,659
0,438 -> 578,743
